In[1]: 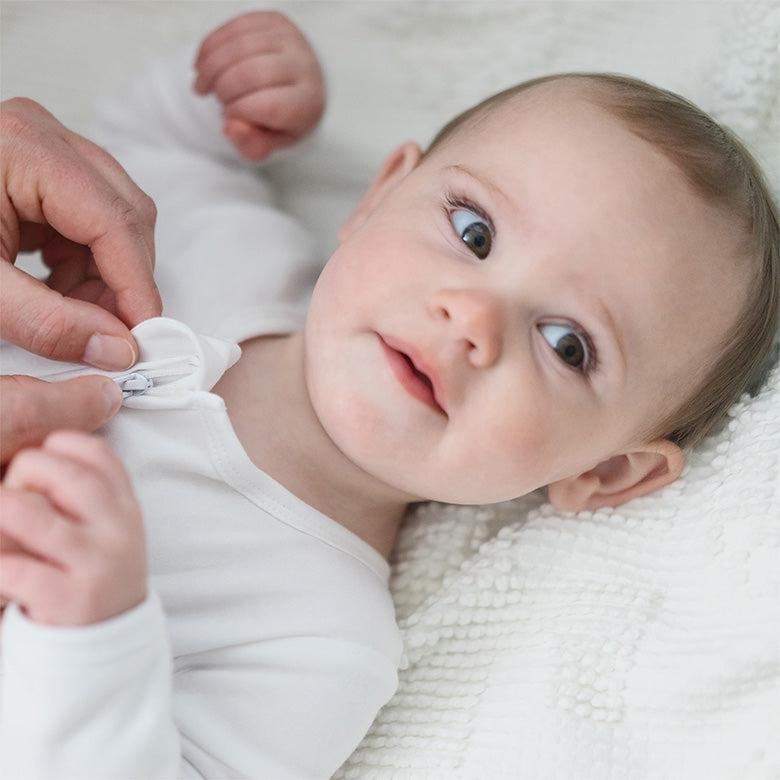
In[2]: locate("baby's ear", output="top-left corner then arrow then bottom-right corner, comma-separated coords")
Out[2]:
338,142 -> 422,242
546,439 -> 684,513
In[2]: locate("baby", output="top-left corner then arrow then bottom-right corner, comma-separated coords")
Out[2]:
1,9 -> 778,780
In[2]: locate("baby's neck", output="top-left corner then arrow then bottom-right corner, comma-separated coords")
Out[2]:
212,333 -> 408,558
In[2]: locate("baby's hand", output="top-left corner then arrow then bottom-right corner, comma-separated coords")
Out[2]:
194,11 -> 325,160
0,431 -> 147,626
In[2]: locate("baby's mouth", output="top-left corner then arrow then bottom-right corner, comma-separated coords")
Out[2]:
402,352 -> 434,393
379,335 -> 447,417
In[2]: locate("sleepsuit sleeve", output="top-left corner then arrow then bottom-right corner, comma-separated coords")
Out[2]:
0,597 -> 181,779
91,44 -> 323,343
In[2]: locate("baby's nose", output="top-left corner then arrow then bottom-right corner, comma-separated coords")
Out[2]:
429,287 -> 502,367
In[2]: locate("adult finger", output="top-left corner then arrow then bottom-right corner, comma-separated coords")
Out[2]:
0,263 -> 137,368
31,141 -> 162,329
0,374 -> 123,466
1,99 -> 162,337
61,128 -> 160,279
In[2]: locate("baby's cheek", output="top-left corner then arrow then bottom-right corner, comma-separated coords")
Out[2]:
498,410 -> 590,490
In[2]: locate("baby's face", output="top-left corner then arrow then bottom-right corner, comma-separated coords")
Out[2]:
304,85 -> 748,506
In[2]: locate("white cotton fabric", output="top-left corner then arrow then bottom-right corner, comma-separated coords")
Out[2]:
1,2 -> 778,777
0,51 -> 401,780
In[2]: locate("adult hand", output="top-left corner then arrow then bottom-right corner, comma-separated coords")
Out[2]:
1,97 -> 162,367
1,98 -> 162,463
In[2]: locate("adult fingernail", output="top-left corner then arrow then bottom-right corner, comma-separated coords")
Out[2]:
101,378 -> 123,418
83,334 -> 136,370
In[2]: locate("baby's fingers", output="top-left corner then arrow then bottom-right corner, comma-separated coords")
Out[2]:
0,550 -> 68,625
202,50 -> 298,112
195,11 -> 295,80
224,81 -> 321,141
43,430 -> 135,495
0,488 -> 82,568
194,27 -> 280,95
4,433 -> 133,524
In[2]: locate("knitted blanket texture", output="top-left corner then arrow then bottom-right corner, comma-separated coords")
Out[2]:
335,6 -> 780,776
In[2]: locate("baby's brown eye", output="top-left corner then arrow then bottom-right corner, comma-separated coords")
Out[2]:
539,324 -> 589,370
556,333 -> 585,367
450,208 -> 492,259
462,223 -> 491,258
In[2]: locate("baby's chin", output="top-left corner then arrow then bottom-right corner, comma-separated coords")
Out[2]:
400,476 -> 546,508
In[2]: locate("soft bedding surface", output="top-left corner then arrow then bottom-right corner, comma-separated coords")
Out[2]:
3,2 -> 779,777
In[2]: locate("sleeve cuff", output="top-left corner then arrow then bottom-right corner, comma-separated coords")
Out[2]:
1,592 -> 167,669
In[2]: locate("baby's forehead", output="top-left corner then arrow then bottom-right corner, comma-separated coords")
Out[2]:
486,79 -> 619,130
440,86 -> 658,177
432,80 -> 641,168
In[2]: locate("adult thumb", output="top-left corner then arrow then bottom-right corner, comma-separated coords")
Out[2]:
0,374 -> 123,465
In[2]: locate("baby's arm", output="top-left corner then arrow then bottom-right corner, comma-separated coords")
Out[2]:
193,10 -> 325,160
0,432 -> 181,778
0,430 -> 147,626
91,13 -> 323,338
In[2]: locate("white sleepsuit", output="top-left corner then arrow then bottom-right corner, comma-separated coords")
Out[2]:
0,49 -> 402,780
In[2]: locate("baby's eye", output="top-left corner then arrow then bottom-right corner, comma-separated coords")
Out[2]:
539,323 -> 590,371
450,208 -> 492,259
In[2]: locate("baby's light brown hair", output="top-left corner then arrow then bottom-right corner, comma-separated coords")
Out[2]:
427,73 -> 780,449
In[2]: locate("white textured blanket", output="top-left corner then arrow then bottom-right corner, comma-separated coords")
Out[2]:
3,2 -> 779,777
340,361 -> 780,778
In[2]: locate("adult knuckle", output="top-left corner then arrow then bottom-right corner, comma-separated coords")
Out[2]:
0,98 -> 42,135
87,145 -> 157,230
111,194 -> 154,247
253,9 -> 286,26
0,106 -> 28,139
136,191 -> 157,228
105,192 -> 136,227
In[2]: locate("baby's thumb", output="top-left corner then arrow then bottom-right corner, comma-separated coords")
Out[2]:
223,118 -> 290,161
